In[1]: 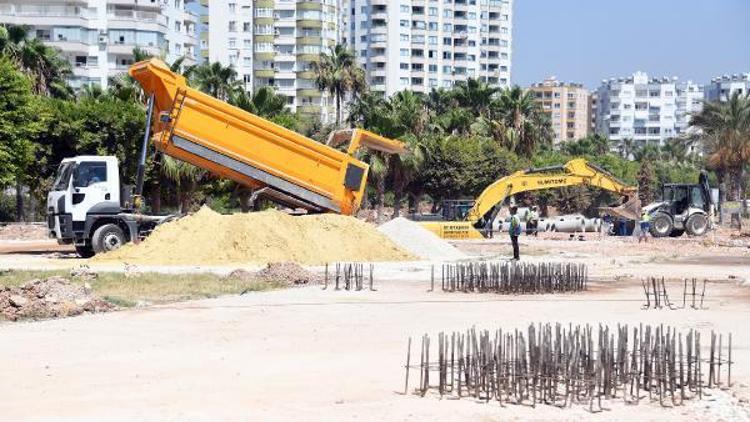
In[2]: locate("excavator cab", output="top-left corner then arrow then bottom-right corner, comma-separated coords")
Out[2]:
440,200 -> 475,221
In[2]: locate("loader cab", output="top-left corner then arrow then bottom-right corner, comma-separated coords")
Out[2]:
47,156 -> 124,246
660,183 -> 709,216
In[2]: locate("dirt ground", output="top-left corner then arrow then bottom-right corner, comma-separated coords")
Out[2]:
0,233 -> 749,421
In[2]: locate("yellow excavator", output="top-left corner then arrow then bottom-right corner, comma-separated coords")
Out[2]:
417,158 -> 640,239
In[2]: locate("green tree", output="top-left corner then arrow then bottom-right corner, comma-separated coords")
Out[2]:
637,159 -> 657,204
0,58 -> 44,221
0,25 -> 71,98
451,78 -> 499,117
230,86 -> 289,118
312,44 -> 366,127
690,92 -> 750,203
561,134 -> 610,156
191,61 -> 240,101
489,86 -> 553,157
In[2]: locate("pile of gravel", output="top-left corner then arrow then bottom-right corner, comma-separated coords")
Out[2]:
0,276 -> 114,321
377,218 -> 466,261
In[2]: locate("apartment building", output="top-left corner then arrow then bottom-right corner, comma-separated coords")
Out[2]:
204,0 -> 348,123
0,0 -> 198,89
705,73 -> 750,102
595,71 -> 703,150
528,77 -> 590,144
350,0 -> 513,97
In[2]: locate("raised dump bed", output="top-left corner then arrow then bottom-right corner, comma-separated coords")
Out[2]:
129,59 -> 404,215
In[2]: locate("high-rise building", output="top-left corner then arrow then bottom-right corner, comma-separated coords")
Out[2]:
0,0 -> 199,90
595,72 -> 703,150
528,77 -> 590,143
588,92 -> 598,135
350,0 -> 513,97
705,73 -> 750,102
204,0 -> 348,123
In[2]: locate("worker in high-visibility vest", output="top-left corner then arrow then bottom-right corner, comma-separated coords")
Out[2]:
638,211 -> 651,243
509,206 -> 521,260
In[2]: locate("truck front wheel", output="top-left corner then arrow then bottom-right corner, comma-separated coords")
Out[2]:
92,224 -> 126,254
75,245 -> 96,258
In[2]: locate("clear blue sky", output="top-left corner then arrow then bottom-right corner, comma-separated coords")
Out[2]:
512,0 -> 750,89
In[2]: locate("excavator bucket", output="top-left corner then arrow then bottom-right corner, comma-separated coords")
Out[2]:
600,194 -> 641,221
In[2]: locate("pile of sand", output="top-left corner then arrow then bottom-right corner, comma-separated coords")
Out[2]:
99,207 -> 414,265
377,217 -> 467,261
0,276 -> 113,321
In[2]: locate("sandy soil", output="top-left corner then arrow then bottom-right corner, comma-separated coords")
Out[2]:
1,234 -> 750,421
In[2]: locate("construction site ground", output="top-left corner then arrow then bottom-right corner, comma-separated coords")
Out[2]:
1,233 -> 749,421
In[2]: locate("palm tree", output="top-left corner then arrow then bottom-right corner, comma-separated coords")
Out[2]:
0,24 -> 71,97
489,86 -> 553,157
230,86 -> 288,118
160,155 -> 206,214
191,61 -> 240,101
451,78 -> 499,117
690,92 -> 750,203
312,44 -> 367,127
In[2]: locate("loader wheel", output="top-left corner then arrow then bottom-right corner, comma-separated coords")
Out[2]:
92,224 -> 126,254
649,212 -> 673,238
668,229 -> 685,238
685,214 -> 708,236
75,245 -> 96,258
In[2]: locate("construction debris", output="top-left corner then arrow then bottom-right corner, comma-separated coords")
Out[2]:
98,207 -> 414,265
404,323 -> 733,410
435,261 -> 587,294
0,223 -> 48,241
254,262 -> 322,286
0,276 -> 113,321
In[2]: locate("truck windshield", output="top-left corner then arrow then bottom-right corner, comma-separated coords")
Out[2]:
52,162 -> 74,191
73,161 -> 108,187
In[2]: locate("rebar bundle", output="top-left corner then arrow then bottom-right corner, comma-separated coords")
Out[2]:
322,263 -> 375,291
434,262 -> 587,294
403,323 -> 733,411
642,278 -> 707,310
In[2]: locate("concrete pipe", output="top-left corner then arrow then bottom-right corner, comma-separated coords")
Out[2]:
553,216 -> 586,233
584,218 -> 601,232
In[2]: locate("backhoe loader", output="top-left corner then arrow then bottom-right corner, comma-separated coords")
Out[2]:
416,159 -> 640,239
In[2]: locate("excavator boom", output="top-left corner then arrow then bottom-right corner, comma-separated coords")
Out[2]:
129,59 -> 404,215
467,158 -> 638,224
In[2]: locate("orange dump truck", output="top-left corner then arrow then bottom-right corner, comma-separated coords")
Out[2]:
45,58 -> 404,257
129,58 -> 405,215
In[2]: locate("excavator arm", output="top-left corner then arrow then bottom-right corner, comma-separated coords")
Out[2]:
420,158 -> 638,239
466,158 -> 638,224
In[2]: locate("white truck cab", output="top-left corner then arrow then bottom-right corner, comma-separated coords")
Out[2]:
47,156 -> 167,257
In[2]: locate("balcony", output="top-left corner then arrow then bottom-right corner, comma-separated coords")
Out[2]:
297,105 -> 322,114
254,69 -> 275,78
297,88 -> 322,97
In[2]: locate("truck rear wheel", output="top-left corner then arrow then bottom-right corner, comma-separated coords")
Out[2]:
649,212 -> 673,237
92,224 -> 126,254
685,213 -> 708,236
75,245 -> 96,258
